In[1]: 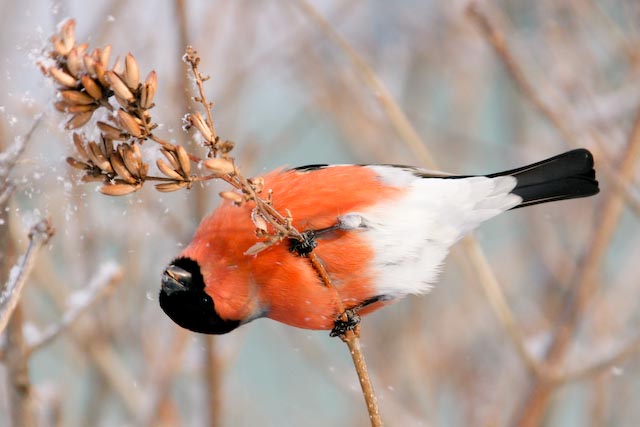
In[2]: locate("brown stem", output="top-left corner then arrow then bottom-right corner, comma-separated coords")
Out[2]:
341,327 -> 383,427
5,305 -> 35,427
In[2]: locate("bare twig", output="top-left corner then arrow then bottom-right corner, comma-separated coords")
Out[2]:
0,218 -> 55,336
26,262 -> 123,356
5,305 -> 35,427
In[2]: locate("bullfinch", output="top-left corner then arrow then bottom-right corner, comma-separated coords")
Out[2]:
159,149 -> 598,334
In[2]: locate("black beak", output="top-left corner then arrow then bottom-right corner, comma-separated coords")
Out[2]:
161,264 -> 191,295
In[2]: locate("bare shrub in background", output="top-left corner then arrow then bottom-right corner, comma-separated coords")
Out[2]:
0,1 -> 639,426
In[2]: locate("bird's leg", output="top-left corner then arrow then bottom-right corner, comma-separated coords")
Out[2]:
288,224 -> 341,256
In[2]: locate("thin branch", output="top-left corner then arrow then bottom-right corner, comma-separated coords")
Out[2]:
0,218 -> 55,336
25,262 -> 123,356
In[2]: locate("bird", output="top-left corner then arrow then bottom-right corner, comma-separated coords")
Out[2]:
159,148 -> 599,334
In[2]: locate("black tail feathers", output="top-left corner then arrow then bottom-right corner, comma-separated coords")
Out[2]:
488,149 -> 599,208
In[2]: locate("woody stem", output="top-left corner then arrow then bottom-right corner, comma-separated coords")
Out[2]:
306,251 -> 383,426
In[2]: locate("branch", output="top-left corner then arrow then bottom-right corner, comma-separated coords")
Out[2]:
25,262 -> 123,355
0,218 -> 55,336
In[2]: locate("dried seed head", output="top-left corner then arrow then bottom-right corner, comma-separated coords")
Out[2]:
49,67 -> 77,87
203,157 -> 235,175
66,156 -> 88,170
94,62 -> 108,86
66,104 -> 96,114
123,53 -> 140,90
176,145 -> 191,177
65,111 -> 93,129
97,121 -> 125,140
249,176 -> 265,193
72,133 -> 89,159
121,144 -> 143,177
81,75 -> 103,100
99,182 -> 140,196
60,19 -> 76,54
54,101 -> 70,112
100,45 -> 112,67
66,48 -> 83,77
106,71 -> 134,102
87,141 -> 113,173
83,54 -> 97,75
140,71 -> 157,109
117,109 -> 143,137
155,182 -> 188,193
219,190 -> 244,204
61,90 -> 95,105
109,151 -> 136,184
251,208 -> 269,233
156,158 -> 184,181
159,149 -> 179,170
187,112 -> 214,141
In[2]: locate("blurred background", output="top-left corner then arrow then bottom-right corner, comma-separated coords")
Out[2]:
1,0 -> 639,426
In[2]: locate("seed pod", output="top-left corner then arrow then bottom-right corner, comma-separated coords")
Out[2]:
94,62 -> 108,86
106,71 -> 134,102
83,54 -> 96,75
66,48 -> 83,77
65,111 -> 93,129
161,148 -> 180,170
81,75 -> 103,100
97,121 -> 124,140
155,182 -> 188,193
110,151 -> 136,184
72,133 -> 89,159
176,145 -> 191,177
49,67 -> 77,87
219,190 -> 243,204
61,90 -> 95,105
249,176 -> 265,193
87,141 -> 113,173
60,19 -> 76,54
122,145 -> 142,177
156,158 -> 183,181
100,45 -> 112,67
123,53 -> 140,90
99,182 -> 140,196
66,104 -> 96,114
51,36 -> 68,56
140,71 -> 157,109
117,109 -> 143,137
251,209 -> 269,233
203,157 -> 235,175
54,101 -> 70,112
188,112 -> 214,141
66,157 -> 88,170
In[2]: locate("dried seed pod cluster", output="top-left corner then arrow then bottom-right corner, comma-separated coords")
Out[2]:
46,19 -> 303,255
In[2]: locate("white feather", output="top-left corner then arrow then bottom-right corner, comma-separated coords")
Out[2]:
338,166 -> 521,297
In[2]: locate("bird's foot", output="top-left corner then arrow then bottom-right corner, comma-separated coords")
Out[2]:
330,308 -> 361,337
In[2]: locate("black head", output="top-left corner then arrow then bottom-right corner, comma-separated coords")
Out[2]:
159,257 -> 240,334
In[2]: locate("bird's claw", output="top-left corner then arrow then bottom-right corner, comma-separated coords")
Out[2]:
330,309 -> 361,337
